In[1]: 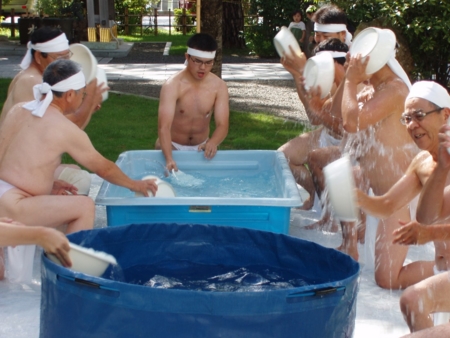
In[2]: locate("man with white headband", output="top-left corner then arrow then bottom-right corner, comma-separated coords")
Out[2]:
155,33 -> 229,172
334,28 -> 420,289
0,60 -> 157,280
0,26 -> 106,196
396,82 -> 450,335
312,4 -> 352,46
279,38 -> 348,211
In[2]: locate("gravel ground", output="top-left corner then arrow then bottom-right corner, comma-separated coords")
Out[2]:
107,43 -> 309,123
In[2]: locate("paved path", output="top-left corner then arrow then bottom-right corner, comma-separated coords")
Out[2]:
0,55 -> 292,81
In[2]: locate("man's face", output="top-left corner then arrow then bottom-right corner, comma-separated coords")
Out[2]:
314,31 -> 345,44
185,53 -> 214,80
403,97 -> 447,152
39,49 -> 72,69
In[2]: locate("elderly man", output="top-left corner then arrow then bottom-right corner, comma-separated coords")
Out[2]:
155,33 -> 229,172
0,59 -> 156,253
1,26 -> 106,195
357,81 -> 450,293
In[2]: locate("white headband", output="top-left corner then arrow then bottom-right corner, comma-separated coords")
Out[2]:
23,71 -> 85,118
314,23 -> 353,47
20,33 -> 69,70
186,47 -> 216,59
315,50 -> 347,58
406,81 -> 450,108
387,56 -> 411,90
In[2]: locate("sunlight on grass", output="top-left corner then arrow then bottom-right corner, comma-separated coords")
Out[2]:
119,32 -> 192,56
0,79 -> 307,165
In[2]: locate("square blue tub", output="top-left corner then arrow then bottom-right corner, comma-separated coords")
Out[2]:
95,150 -> 302,234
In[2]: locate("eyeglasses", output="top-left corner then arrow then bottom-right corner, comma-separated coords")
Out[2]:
189,55 -> 214,67
48,51 -> 73,60
400,107 -> 443,125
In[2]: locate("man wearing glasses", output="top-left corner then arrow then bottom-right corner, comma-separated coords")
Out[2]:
356,81 -> 450,292
155,33 -> 229,172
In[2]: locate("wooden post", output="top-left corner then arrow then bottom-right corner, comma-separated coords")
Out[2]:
154,8 -> 158,36
140,8 -> 143,36
182,7 -> 186,35
124,7 -> 129,35
196,0 -> 201,33
10,9 -> 15,38
169,9 -> 171,36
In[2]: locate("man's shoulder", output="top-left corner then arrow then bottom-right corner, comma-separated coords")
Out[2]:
13,69 -> 42,87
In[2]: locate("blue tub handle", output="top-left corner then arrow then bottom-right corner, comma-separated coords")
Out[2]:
57,274 -> 120,297
287,286 -> 345,300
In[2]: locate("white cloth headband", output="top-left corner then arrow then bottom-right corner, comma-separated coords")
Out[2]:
314,23 -> 352,47
315,51 -> 347,58
186,47 -> 216,59
23,71 -> 85,118
20,33 -> 69,70
406,81 -> 450,108
386,52 -> 411,89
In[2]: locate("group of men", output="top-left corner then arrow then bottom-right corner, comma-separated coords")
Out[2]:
0,28 -> 228,279
1,3 -> 450,336
277,3 -> 450,336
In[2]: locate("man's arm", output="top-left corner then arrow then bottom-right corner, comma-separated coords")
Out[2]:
201,80 -> 229,159
341,55 -> 408,133
62,124 -> 158,196
356,162 -> 422,219
157,82 -> 178,171
417,124 -> 450,223
393,220 -> 450,245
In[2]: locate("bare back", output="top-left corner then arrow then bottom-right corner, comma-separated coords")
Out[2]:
0,67 -> 42,125
352,79 -> 418,194
0,104 -> 82,196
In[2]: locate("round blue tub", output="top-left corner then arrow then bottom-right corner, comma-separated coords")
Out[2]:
40,223 -> 360,338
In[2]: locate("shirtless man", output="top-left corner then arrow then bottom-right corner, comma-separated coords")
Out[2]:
394,94 -> 450,333
279,38 -> 348,210
155,33 -> 229,171
1,26 -> 106,195
356,81 -> 450,291
278,4 -> 351,209
0,59 -> 157,241
337,29 -> 417,287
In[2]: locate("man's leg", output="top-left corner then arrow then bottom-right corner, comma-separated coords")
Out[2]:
278,128 -> 321,210
375,205 -> 434,289
400,323 -> 450,338
0,192 -> 95,234
400,272 -> 450,332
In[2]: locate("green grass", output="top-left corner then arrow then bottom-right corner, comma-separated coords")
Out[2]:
0,79 -> 307,165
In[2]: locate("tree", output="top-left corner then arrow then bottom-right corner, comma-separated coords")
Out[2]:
200,0 -> 223,78
222,0 -> 245,49
333,0 -> 450,88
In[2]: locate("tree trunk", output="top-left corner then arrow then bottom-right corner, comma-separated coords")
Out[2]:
200,0 -> 223,78
223,1 -> 245,49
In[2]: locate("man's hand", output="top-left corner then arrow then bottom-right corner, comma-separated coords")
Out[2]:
437,124 -> 450,170
392,220 -> 431,245
132,178 -> 158,197
39,228 -> 72,267
280,46 -> 307,76
199,140 -> 218,159
346,54 -> 371,84
52,180 -> 78,195
165,159 -> 178,172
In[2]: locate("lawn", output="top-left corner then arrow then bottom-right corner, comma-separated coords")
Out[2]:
0,78 -> 306,165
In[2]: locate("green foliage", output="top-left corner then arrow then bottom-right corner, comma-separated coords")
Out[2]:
173,8 -> 195,34
35,0 -> 71,16
333,0 -> 450,87
244,0 -> 318,57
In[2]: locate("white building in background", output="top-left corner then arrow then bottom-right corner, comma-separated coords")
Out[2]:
151,0 -> 194,11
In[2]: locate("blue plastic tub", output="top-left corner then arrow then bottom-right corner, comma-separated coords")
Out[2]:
40,223 -> 360,338
95,150 -> 302,234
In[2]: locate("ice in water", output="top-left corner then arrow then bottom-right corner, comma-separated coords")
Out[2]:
121,264 -> 310,292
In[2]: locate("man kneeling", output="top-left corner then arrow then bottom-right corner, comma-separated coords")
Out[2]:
0,59 -> 157,235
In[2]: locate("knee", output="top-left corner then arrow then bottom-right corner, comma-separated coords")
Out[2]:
375,271 -> 400,290
400,287 -> 421,317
